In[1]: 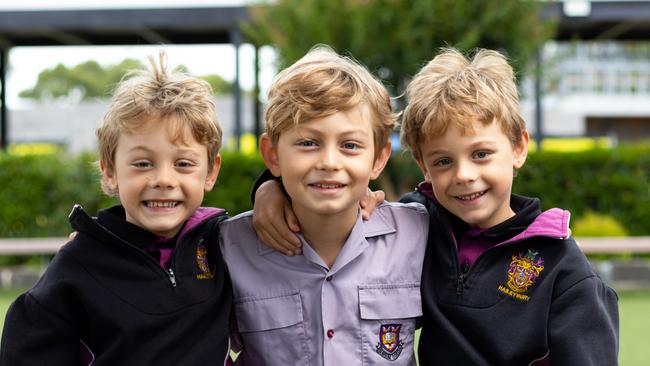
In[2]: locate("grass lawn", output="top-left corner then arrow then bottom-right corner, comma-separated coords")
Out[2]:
0,288 -> 648,364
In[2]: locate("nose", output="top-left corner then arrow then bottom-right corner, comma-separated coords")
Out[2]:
315,145 -> 342,171
150,165 -> 177,190
453,160 -> 478,184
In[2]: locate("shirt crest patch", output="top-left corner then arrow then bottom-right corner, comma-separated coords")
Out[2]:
196,239 -> 215,280
375,324 -> 403,361
498,249 -> 544,301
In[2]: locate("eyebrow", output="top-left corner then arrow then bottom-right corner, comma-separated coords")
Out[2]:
298,126 -> 370,138
424,139 -> 499,158
126,146 -> 202,158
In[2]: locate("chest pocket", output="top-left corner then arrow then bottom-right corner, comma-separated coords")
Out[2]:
234,291 -> 310,365
359,283 -> 421,365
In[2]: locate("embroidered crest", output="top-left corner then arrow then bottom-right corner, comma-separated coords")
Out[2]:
375,324 -> 403,361
498,249 -> 544,301
196,239 -> 215,280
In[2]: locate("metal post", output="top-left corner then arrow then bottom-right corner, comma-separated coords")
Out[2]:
534,47 -> 543,150
0,47 -> 7,151
253,45 -> 261,147
232,29 -> 242,151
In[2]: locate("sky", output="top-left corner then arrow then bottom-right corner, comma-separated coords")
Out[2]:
0,0 -> 277,108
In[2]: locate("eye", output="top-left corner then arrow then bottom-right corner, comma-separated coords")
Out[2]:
296,139 -> 317,147
473,151 -> 491,159
131,160 -> 152,169
176,160 -> 196,168
433,158 -> 452,167
342,142 -> 360,150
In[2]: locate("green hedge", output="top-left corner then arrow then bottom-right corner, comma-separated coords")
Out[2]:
0,144 -> 648,237
0,152 -> 264,237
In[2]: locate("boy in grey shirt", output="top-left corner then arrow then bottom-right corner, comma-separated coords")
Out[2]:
220,47 -> 428,365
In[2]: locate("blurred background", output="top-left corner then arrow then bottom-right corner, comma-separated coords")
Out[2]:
0,0 -> 648,364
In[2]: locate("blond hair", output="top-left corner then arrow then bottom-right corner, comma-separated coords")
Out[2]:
96,51 -> 222,196
265,46 -> 396,157
401,48 -> 525,160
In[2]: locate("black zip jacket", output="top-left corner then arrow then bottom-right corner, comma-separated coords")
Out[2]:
0,205 -> 231,366
402,188 -> 619,365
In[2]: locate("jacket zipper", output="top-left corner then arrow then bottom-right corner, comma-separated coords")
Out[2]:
167,268 -> 177,287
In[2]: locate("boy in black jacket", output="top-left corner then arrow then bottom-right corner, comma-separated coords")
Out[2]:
1,52 -> 231,366
252,48 -> 619,365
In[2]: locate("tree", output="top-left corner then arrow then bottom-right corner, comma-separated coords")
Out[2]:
243,0 -> 555,98
20,59 -> 233,102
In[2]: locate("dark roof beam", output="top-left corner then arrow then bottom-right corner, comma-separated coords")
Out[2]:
597,20 -> 644,40
41,28 -> 90,45
135,27 -> 171,45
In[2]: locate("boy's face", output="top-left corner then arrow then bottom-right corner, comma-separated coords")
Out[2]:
416,120 -> 528,229
261,104 -> 390,221
101,118 -> 220,238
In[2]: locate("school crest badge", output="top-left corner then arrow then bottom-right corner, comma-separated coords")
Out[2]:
375,324 -> 403,361
498,249 -> 544,301
196,239 -> 215,280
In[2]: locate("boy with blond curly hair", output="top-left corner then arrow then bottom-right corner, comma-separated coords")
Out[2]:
1,53 -> 232,365
400,48 -> 618,365
220,46 -> 428,365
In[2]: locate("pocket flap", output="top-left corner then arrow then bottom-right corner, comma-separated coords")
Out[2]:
359,283 -> 422,319
235,292 -> 303,332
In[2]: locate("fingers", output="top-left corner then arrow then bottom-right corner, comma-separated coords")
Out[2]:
252,179 -> 301,256
360,188 -> 385,220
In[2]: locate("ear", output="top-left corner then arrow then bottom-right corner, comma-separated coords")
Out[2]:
204,153 -> 221,192
99,160 -> 118,191
415,158 -> 431,182
513,130 -> 529,169
370,141 -> 392,180
260,133 -> 282,177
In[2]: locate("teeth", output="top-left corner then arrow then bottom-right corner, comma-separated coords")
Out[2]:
312,183 -> 343,189
146,201 -> 178,208
456,191 -> 486,201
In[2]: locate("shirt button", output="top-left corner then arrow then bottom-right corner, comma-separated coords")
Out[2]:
326,275 -> 333,282
326,329 -> 334,338
461,263 -> 470,274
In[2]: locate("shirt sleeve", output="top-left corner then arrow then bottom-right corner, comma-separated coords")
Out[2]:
250,169 -> 279,206
1,292 -> 83,366
547,275 -> 619,365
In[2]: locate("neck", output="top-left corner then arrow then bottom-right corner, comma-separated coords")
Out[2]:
293,205 -> 358,268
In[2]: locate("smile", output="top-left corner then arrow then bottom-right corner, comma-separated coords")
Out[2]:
145,201 -> 179,208
454,190 -> 487,201
309,183 -> 346,189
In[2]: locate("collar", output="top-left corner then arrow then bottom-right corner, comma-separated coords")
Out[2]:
258,204 -> 396,273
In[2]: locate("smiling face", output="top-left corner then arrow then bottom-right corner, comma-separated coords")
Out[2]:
417,119 -> 528,229
261,104 -> 390,223
101,116 -> 220,238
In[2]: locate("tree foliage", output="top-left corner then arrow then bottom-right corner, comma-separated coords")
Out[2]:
243,0 -> 556,96
20,59 -> 233,102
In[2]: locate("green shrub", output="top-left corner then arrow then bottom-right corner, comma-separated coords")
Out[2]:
571,211 -> 628,237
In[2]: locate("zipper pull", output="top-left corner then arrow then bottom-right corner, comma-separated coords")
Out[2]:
167,268 -> 177,287
456,273 -> 465,295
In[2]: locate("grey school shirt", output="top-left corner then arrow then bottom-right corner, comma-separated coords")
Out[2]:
219,201 -> 429,365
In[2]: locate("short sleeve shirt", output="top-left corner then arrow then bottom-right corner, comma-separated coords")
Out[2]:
219,201 -> 429,365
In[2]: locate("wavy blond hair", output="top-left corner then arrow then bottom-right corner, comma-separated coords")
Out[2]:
96,51 -> 222,196
265,46 -> 396,157
401,48 -> 525,160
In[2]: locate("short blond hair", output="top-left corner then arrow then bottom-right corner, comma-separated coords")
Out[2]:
265,46 -> 396,157
97,51 -> 222,196
401,48 -> 525,160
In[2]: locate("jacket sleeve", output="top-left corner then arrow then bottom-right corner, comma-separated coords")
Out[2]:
1,292 -> 83,366
547,275 -> 619,365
